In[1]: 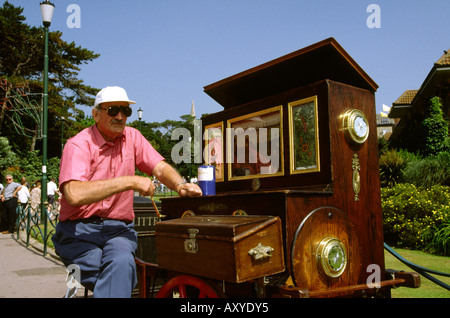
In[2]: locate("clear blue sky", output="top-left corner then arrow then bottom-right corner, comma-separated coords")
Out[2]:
6,0 -> 450,124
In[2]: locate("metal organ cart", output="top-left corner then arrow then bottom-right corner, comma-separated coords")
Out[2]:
137,38 -> 420,298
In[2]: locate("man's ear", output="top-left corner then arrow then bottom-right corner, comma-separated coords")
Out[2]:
92,107 -> 100,123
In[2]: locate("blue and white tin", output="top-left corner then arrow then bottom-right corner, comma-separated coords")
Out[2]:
198,165 -> 216,196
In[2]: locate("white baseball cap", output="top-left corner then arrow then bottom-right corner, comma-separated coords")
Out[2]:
94,86 -> 136,107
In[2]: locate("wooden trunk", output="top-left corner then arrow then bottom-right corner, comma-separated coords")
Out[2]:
155,215 -> 285,283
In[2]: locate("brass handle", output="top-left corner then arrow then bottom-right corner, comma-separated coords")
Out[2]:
248,243 -> 274,261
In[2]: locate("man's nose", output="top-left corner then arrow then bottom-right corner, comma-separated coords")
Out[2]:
114,111 -> 125,121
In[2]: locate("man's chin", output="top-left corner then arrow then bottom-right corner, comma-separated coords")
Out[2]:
107,126 -> 125,139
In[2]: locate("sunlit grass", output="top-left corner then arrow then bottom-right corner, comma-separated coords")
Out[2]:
384,248 -> 450,298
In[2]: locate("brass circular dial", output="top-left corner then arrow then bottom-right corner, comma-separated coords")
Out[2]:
342,109 -> 369,144
316,237 -> 347,278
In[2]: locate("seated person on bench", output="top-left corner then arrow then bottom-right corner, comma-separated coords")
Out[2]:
52,86 -> 201,298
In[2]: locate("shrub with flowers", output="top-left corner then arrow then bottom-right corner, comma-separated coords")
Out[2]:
381,183 -> 450,255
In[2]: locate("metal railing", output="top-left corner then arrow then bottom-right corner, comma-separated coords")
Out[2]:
15,202 -> 59,256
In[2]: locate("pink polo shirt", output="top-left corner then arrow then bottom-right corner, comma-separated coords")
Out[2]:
58,125 -> 164,222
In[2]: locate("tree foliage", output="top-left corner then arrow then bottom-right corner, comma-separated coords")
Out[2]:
0,1 -> 99,158
0,136 -> 16,180
421,96 -> 449,156
0,2 -> 201,183
129,115 -> 200,180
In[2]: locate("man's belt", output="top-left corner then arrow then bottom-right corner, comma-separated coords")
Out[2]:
64,216 -> 132,225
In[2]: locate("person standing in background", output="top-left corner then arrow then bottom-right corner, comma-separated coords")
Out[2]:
17,180 -> 30,209
0,175 -> 22,234
29,180 -> 41,223
47,178 -> 58,208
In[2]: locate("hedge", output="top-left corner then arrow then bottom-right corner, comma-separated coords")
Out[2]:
381,183 -> 450,256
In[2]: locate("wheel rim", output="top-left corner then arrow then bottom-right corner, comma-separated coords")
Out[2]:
156,275 -> 219,298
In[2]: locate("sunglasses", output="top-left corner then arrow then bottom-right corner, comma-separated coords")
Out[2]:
100,105 -> 132,117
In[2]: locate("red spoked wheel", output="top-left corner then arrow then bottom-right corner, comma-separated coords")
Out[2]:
156,275 -> 220,298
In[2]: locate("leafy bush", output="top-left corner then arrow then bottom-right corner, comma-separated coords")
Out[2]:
431,221 -> 450,256
379,148 -> 450,188
403,151 -> 450,188
381,183 -> 450,255
0,137 -> 17,180
379,149 -> 407,187
1,147 -> 60,185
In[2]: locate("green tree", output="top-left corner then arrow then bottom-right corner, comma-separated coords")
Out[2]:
129,115 -> 200,179
0,136 -> 17,181
421,96 -> 449,156
0,1 -> 99,158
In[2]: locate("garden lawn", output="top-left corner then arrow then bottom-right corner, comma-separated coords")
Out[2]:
384,248 -> 450,298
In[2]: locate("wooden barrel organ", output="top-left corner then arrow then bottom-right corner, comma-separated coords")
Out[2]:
144,38 -> 420,298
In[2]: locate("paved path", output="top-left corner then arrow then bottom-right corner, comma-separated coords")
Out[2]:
0,231 -> 85,298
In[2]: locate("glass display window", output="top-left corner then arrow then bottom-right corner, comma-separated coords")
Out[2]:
227,106 -> 284,180
204,122 -> 224,182
288,96 -> 320,174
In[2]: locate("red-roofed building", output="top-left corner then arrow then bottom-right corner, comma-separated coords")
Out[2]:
388,49 -> 450,151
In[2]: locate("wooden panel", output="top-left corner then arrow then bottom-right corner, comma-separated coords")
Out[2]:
290,207 -> 360,291
326,81 -> 385,287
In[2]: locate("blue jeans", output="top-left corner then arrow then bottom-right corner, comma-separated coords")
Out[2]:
52,219 -> 138,298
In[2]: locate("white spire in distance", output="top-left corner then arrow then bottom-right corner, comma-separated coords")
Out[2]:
191,99 -> 196,118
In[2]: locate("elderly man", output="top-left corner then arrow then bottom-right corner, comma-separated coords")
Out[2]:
52,86 -> 201,297
0,175 -> 22,234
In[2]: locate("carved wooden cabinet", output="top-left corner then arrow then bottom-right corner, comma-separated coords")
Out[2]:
157,38 -> 408,297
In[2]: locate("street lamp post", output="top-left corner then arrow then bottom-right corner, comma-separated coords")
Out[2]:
61,117 -> 64,157
40,0 -> 54,256
137,107 -> 143,132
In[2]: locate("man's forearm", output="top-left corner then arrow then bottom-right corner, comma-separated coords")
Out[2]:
152,161 -> 184,192
62,176 -> 138,206
152,161 -> 202,197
